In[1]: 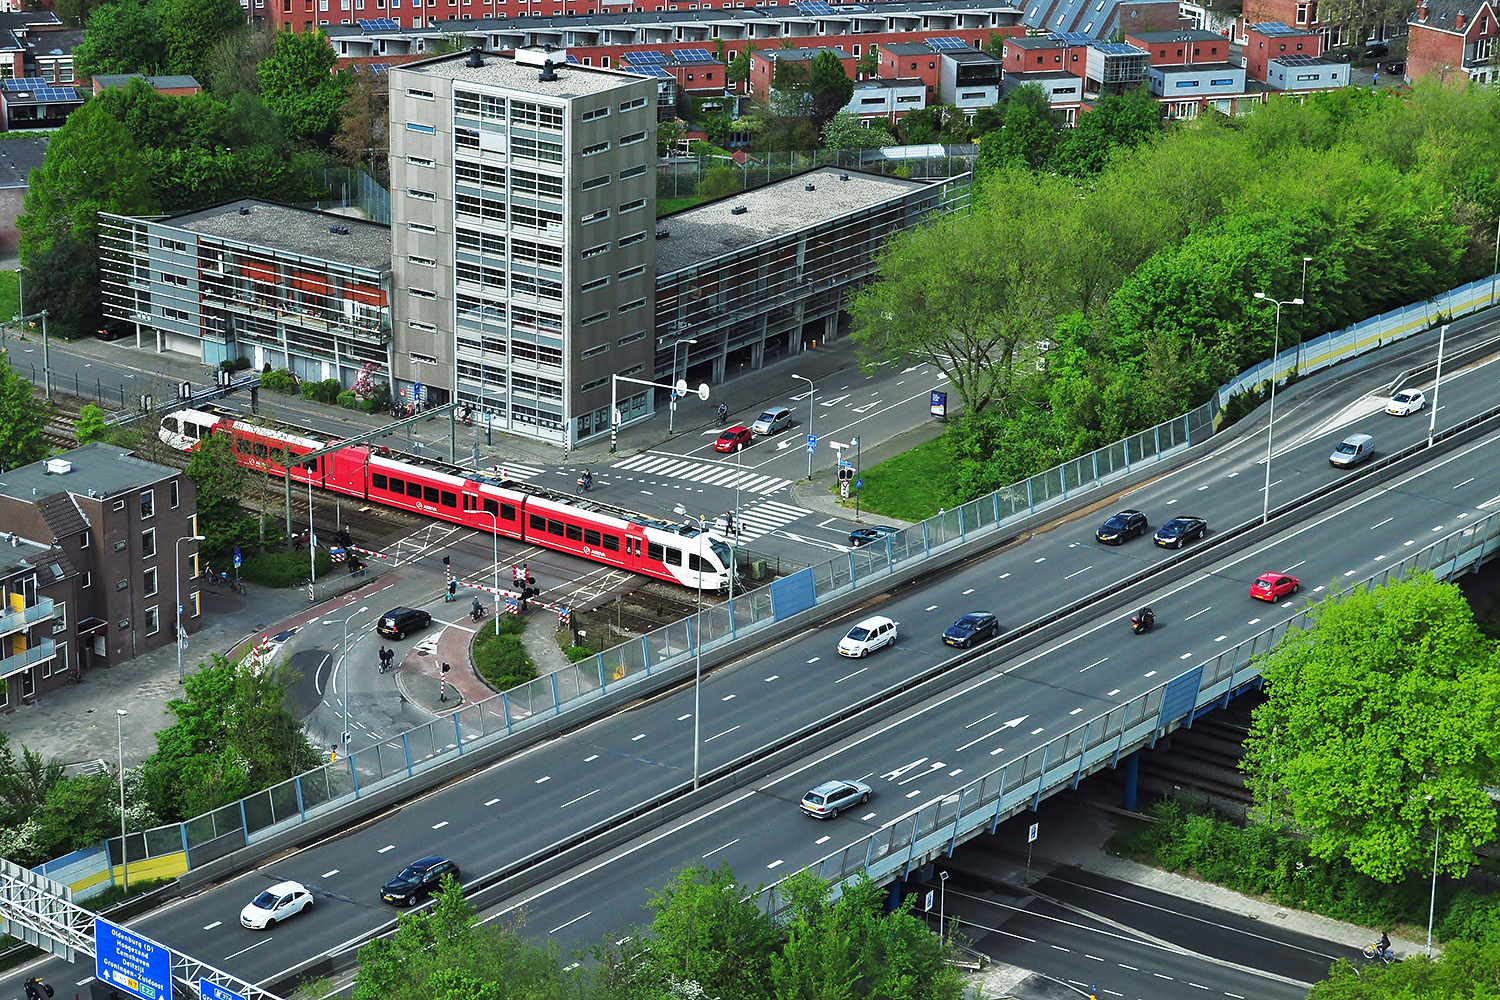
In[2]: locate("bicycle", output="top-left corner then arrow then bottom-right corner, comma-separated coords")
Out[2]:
1362,943 -> 1395,964
470,604 -> 488,622
64,666 -> 84,687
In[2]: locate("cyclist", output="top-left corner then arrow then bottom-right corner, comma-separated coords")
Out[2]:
472,596 -> 484,620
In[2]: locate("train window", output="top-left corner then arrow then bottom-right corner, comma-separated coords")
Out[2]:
664,548 -> 682,566
304,459 -> 318,471
163,417 -> 179,433
688,553 -> 704,572
546,519 -> 564,536
389,476 -> 404,493
423,486 -> 439,504
565,524 -> 583,541
483,498 -> 499,516
501,503 -> 516,521
647,542 -> 664,561
440,491 -> 457,508
408,482 -> 422,498
529,513 -> 546,531
584,529 -> 601,546
602,534 -> 619,552
373,474 -> 388,490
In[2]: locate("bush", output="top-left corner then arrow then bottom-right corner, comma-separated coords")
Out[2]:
471,615 -> 537,691
300,378 -> 342,405
337,390 -> 357,409
565,645 -> 592,662
238,547 -> 333,588
260,368 -> 298,395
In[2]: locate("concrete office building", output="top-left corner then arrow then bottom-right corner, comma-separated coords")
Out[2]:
388,46 -> 658,444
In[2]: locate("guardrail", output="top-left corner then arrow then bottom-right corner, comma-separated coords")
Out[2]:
61,267 -> 1500,896
747,446 -> 1500,919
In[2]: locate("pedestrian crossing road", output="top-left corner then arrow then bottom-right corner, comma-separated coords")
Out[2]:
731,498 -> 812,541
609,454 -> 794,496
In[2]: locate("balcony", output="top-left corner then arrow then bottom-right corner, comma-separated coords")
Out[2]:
0,598 -> 54,641
0,638 -> 57,679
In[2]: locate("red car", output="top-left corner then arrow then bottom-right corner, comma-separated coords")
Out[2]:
714,426 -> 753,453
1250,572 -> 1299,603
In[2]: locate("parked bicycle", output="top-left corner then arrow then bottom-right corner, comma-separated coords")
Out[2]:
64,665 -> 84,687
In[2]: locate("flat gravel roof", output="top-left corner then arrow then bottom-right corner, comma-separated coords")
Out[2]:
168,200 -> 392,272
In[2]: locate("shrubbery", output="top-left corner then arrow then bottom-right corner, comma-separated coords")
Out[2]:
260,368 -> 297,394
336,390 -> 357,409
471,615 -> 537,691
300,378 -> 342,405
239,548 -> 332,588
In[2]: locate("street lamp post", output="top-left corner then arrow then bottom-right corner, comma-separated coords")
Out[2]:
668,336 -> 697,435
116,709 -> 128,892
321,606 -> 370,752
1492,215 -> 1499,309
792,374 -> 815,480
1296,256 -> 1313,374
14,266 -> 22,317
692,515 -> 706,790
610,373 -> 710,453
482,510 -> 501,635
1428,323 -> 1449,447
1252,293 -> 1303,525
938,870 -> 949,944
1427,795 -> 1440,957
175,534 -> 205,683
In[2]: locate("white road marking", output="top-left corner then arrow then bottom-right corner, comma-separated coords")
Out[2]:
925,605 -> 939,611
963,588 -> 975,595
721,693 -> 736,702
1184,606 -> 1213,620
534,776 -> 551,784
379,844 -> 396,852
702,838 -> 739,858
322,869 -> 340,878
807,656 -> 821,663
1107,689 -> 1120,696
1144,670 -> 1157,677
1064,565 -> 1093,580
999,572 -> 1011,579
584,755 -> 599,762
815,835 -> 831,845
1371,516 -> 1393,529
631,733 -> 646,741
548,911 -> 592,935
1180,653 -> 1194,660
1081,657 -> 1108,672
767,859 -> 784,869
836,667 -> 867,684
204,920 -> 222,930
706,725 -> 740,742
561,789 -> 600,808
432,820 -> 449,829
765,674 -> 779,681
1215,635 -> 1228,642
224,939 -> 272,961
678,713 -> 692,721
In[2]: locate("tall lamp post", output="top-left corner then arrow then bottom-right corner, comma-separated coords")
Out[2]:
1427,794 -> 1440,957
1252,293 -> 1302,525
1296,256 -> 1313,374
668,336 -> 697,435
1428,324 -> 1449,447
792,374 -> 815,480
321,605 -> 370,752
116,708 -> 129,891
481,510 -> 501,634
938,870 -> 949,944
175,534 -> 205,683
14,266 -> 22,317
692,515 -> 706,790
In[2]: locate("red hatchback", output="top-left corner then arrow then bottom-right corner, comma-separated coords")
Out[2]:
714,426 -> 753,453
1250,573 -> 1299,603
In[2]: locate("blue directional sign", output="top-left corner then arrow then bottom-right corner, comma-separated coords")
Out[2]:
95,916 -> 171,1000
233,546 -> 241,568
855,478 -> 863,489
413,381 -> 424,403
806,433 -> 817,454
200,980 -> 248,1000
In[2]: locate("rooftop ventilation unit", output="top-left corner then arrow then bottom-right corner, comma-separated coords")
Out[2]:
466,46 -> 485,67
731,205 -> 748,215
45,459 -> 71,475
805,183 -> 816,191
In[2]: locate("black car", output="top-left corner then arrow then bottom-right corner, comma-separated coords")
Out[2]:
381,855 -> 460,906
1154,516 -> 1208,549
95,319 -> 130,341
1365,41 -> 1389,58
1096,509 -> 1148,545
377,606 -> 432,639
849,525 -> 900,547
943,612 -> 1000,648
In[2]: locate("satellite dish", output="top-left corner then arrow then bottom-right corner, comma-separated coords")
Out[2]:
675,378 -> 688,396
697,383 -> 710,401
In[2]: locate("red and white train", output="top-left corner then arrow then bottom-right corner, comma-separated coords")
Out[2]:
161,407 -> 732,592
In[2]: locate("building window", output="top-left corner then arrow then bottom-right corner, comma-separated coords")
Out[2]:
81,571 -> 91,589
618,231 -> 646,248
407,87 -> 435,99
141,527 -> 156,558
410,320 -> 438,332
617,330 -> 645,346
619,163 -> 648,179
191,591 -> 200,617
581,140 -> 611,156
618,264 -> 646,279
145,606 -> 160,635
619,297 -> 646,312
408,221 -> 437,233
144,567 -> 158,597
582,208 -> 611,225
170,480 -> 179,508
408,255 -> 437,266
581,275 -> 611,292
582,174 -> 612,190
619,198 -> 646,213
582,105 -> 611,121
620,96 -> 647,111
407,155 -> 436,167
580,376 -> 610,392
406,122 -> 436,134
581,242 -> 611,259
581,310 -> 611,326
581,341 -> 611,357
409,288 -> 436,299
407,188 -> 436,201
140,489 -> 154,518
619,130 -> 647,145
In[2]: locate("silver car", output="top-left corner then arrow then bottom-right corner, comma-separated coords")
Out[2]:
751,405 -> 793,435
1329,433 -> 1374,468
800,779 -> 872,819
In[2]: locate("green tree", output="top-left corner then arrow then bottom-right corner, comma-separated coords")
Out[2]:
857,44 -> 879,77
1243,574 -> 1500,883
0,355 -> 48,472
728,42 -> 757,87
643,863 -> 780,999
257,27 -> 349,145
822,109 -> 894,150
1310,940 -> 1500,999
334,65 -> 390,180
979,97 -> 1056,178
771,58 -> 812,118
141,653 -> 320,821
36,772 -> 121,858
202,25 -> 278,99
657,118 -> 686,156
1052,85 -> 1164,177
807,49 -> 855,134
184,428 -> 254,554
158,0 -> 246,82
0,731 -> 63,827
74,403 -> 109,445
72,0 -> 165,78
696,164 -> 742,198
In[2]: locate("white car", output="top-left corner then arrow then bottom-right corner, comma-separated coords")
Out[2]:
1386,389 -> 1425,416
240,880 -> 314,929
838,615 -> 897,657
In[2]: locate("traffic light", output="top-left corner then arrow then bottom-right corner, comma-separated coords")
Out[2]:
838,465 -> 854,481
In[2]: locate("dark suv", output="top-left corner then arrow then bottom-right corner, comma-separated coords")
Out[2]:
377,606 -> 432,639
380,855 -> 459,906
1096,509 -> 1148,545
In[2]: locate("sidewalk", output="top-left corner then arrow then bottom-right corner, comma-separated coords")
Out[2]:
0,568 -> 393,769
394,611 -> 494,714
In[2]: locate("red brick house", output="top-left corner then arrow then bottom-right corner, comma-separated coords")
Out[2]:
1242,20 -> 1323,80
1407,0 -> 1498,83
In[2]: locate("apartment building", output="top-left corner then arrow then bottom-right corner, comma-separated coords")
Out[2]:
0,445 -> 200,708
388,47 -> 658,444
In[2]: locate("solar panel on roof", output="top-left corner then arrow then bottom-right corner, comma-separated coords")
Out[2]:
566,54 -> 580,62
1094,42 -> 1143,55
797,1 -> 833,14
625,65 -> 675,78
926,35 -> 968,49
623,49 -> 667,63
1057,30 -> 1094,43
357,16 -> 399,28
1275,52 -> 1323,65
672,47 -> 715,62
3,78 -> 80,101
1253,21 -> 1300,35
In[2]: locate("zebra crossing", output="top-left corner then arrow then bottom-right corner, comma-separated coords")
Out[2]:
732,499 -> 812,541
609,453 -> 794,495
479,461 -> 547,482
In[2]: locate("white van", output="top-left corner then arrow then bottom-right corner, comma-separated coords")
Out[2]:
1329,433 -> 1375,468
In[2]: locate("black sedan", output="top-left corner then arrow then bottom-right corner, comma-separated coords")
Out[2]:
1096,509 -> 1148,545
1154,516 -> 1207,548
943,612 -> 1000,648
380,855 -> 460,906
849,525 -> 900,547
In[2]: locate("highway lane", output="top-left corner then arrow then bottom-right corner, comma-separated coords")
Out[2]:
6,342 -> 1495,994
491,428 -> 1500,953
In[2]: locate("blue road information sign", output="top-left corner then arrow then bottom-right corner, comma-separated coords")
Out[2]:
1028,822 -> 1039,844
806,434 -> 817,454
924,890 -> 934,911
233,546 -> 241,568
413,381 -> 424,403
200,980 -> 248,1000
856,478 -> 863,489
95,916 -> 171,1000
930,390 -> 947,418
